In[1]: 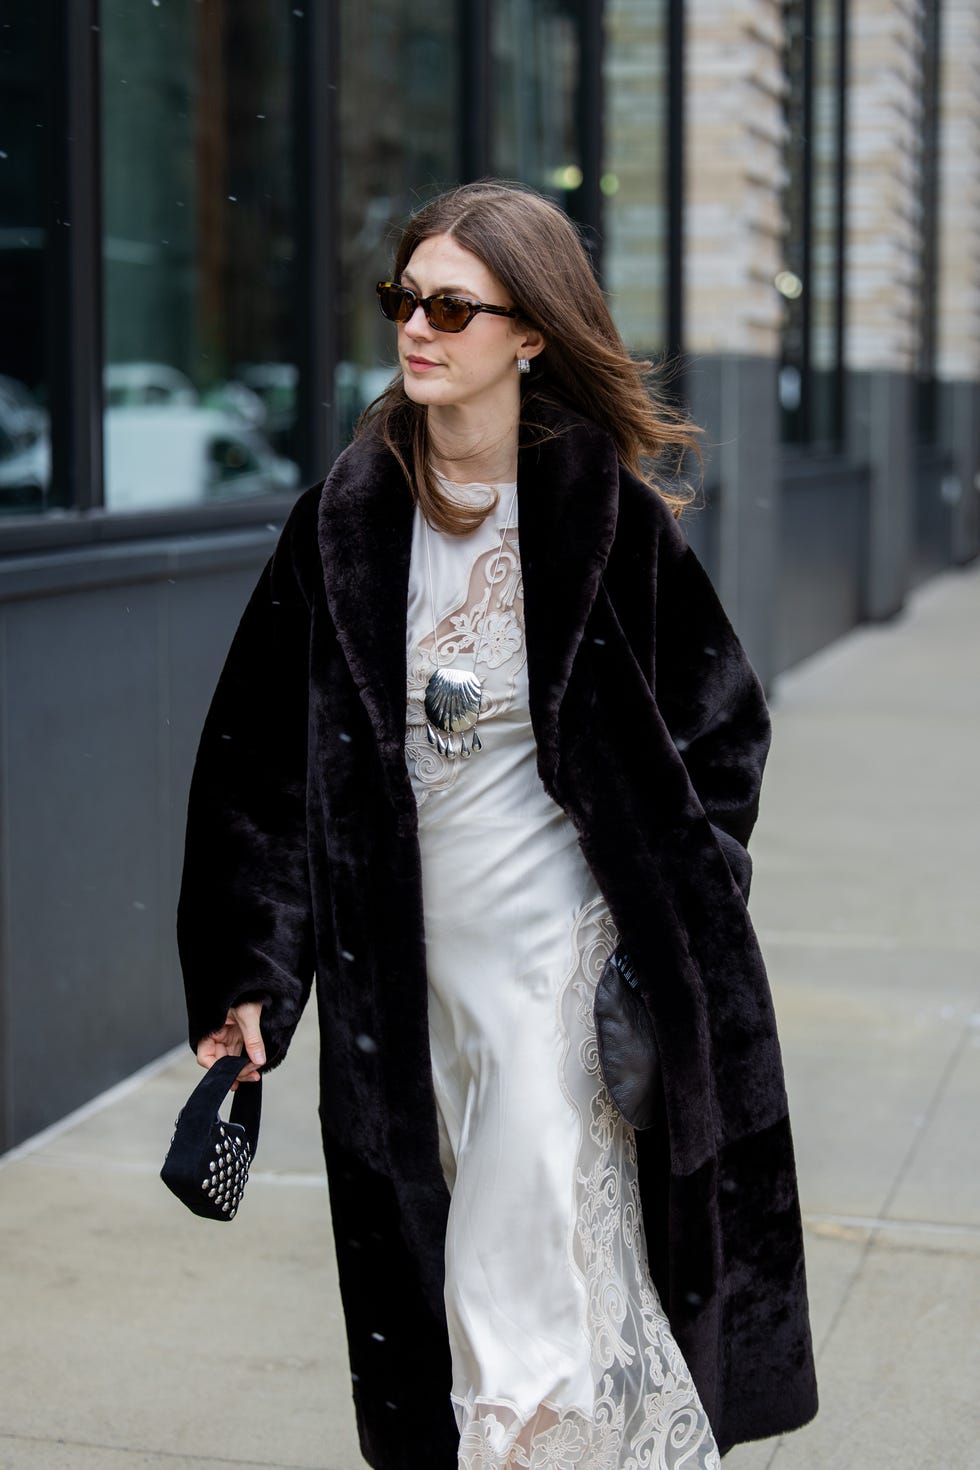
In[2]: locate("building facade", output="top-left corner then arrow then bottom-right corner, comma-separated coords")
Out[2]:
1,0 -> 977,1147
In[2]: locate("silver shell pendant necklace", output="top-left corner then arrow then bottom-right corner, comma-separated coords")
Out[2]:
422,482 -> 519,760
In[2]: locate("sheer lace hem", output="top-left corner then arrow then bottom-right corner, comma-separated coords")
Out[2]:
455,1387 -> 718,1470
453,899 -> 720,1470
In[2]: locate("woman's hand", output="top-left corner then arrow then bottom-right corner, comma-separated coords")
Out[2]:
196,1001 -> 266,1088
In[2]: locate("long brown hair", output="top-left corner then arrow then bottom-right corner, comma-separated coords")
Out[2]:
357,180 -> 702,533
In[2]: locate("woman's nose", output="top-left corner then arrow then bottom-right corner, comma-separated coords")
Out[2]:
403,303 -> 433,337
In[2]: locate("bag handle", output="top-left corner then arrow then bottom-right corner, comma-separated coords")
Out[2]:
178,1052 -> 262,1159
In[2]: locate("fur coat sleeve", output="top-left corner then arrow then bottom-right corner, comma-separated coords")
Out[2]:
176,488 -> 321,1065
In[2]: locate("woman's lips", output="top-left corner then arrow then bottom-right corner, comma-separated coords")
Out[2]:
406,355 -> 440,371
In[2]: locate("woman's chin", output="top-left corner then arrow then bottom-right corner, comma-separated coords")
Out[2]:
402,375 -> 454,409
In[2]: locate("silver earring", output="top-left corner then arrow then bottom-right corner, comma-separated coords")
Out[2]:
517,358 -> 531,375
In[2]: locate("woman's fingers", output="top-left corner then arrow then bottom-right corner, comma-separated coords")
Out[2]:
230,1002 -> 266,1071
195,1002 -> 265,1083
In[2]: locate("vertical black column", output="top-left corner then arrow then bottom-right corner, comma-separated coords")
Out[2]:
832,0 -> 848,448
459,0 -> 492,181
48,0 -> 104,512
295,1 -> 340,477
665,0 -> 685,365
574,0 -> 605,268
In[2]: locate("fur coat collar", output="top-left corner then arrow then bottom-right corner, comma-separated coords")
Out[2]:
316,401 -> 621,829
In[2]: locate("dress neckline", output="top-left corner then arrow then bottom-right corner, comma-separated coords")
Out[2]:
427,471 -> 519,531
433,469 -> 517,494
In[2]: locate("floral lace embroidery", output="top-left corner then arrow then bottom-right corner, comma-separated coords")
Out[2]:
453,899 -> 720,1470
406,528 -> 524,804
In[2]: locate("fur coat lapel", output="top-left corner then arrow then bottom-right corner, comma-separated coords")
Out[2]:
316,403 -> 621,810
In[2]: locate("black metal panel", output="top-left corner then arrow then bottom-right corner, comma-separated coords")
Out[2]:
685,353 -> 781,687
940,380 -> 980,566
5,583 -> 168,1139
911,443 -> 957,586
0,531 -> 271,1150
845,368 -> 915,620
775,452 -> 870,674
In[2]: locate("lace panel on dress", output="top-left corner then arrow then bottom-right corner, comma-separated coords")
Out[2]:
406,526 -> 524,804
452,899 -> 721,1470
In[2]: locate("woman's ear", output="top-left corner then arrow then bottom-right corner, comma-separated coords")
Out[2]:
517,326 -> 546,363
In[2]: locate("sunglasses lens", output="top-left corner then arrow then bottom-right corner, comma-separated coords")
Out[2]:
378,285 -> 414,323
429,296 -> 472,332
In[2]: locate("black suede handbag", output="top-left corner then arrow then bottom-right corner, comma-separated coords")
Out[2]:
593,946 -> 662,1130
161,1052 -> 261,1221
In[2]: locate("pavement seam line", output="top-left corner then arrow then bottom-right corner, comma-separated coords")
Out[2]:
874,990 -> 980,1224
0,1045 -> 187,1169
0,1428 -> 344,1470
12,1153 -> 329,1187
804,1212 -> 980,1237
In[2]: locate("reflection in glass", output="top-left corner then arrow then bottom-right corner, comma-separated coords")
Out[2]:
336,0 -> 458,442
779,0 -> 844,446
0,3 -> 55,515
100,1 -> 301,511
493,0 -> 582,208
603,0 -> 668,355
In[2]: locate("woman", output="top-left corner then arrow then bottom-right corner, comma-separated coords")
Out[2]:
179,181 -> 817,1469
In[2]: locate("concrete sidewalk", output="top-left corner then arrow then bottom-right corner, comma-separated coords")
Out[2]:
2,563 -> 978,1470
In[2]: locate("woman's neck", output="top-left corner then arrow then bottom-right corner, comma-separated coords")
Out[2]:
426,400 -> 520,485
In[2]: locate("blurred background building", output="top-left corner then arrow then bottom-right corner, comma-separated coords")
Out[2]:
0,0 -> 977,1149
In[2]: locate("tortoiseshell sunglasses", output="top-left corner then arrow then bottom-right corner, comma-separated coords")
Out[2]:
376,281 -> 519,334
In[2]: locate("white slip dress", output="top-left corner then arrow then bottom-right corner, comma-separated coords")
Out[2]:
405,477 -> 720,1470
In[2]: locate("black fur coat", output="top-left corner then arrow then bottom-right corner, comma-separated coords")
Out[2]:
178,402 -> 818,1465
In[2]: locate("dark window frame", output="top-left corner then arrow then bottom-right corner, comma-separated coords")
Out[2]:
2,0 -> 339,556
3,0 -> 663,556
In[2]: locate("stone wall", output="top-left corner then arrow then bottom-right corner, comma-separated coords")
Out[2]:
684,0 -> 787,357
845,0 -> 925,372
936,0 -> 980,382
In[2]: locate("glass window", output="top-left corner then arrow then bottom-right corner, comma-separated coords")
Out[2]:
100,1 -> 303,512
493,0 -> 583,207
0,3 -> 56,517
778,0 -> 845,447
335,0 -> 459,442
602,0 -> 668,355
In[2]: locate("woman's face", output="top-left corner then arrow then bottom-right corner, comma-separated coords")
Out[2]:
395,233 -> 542,415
